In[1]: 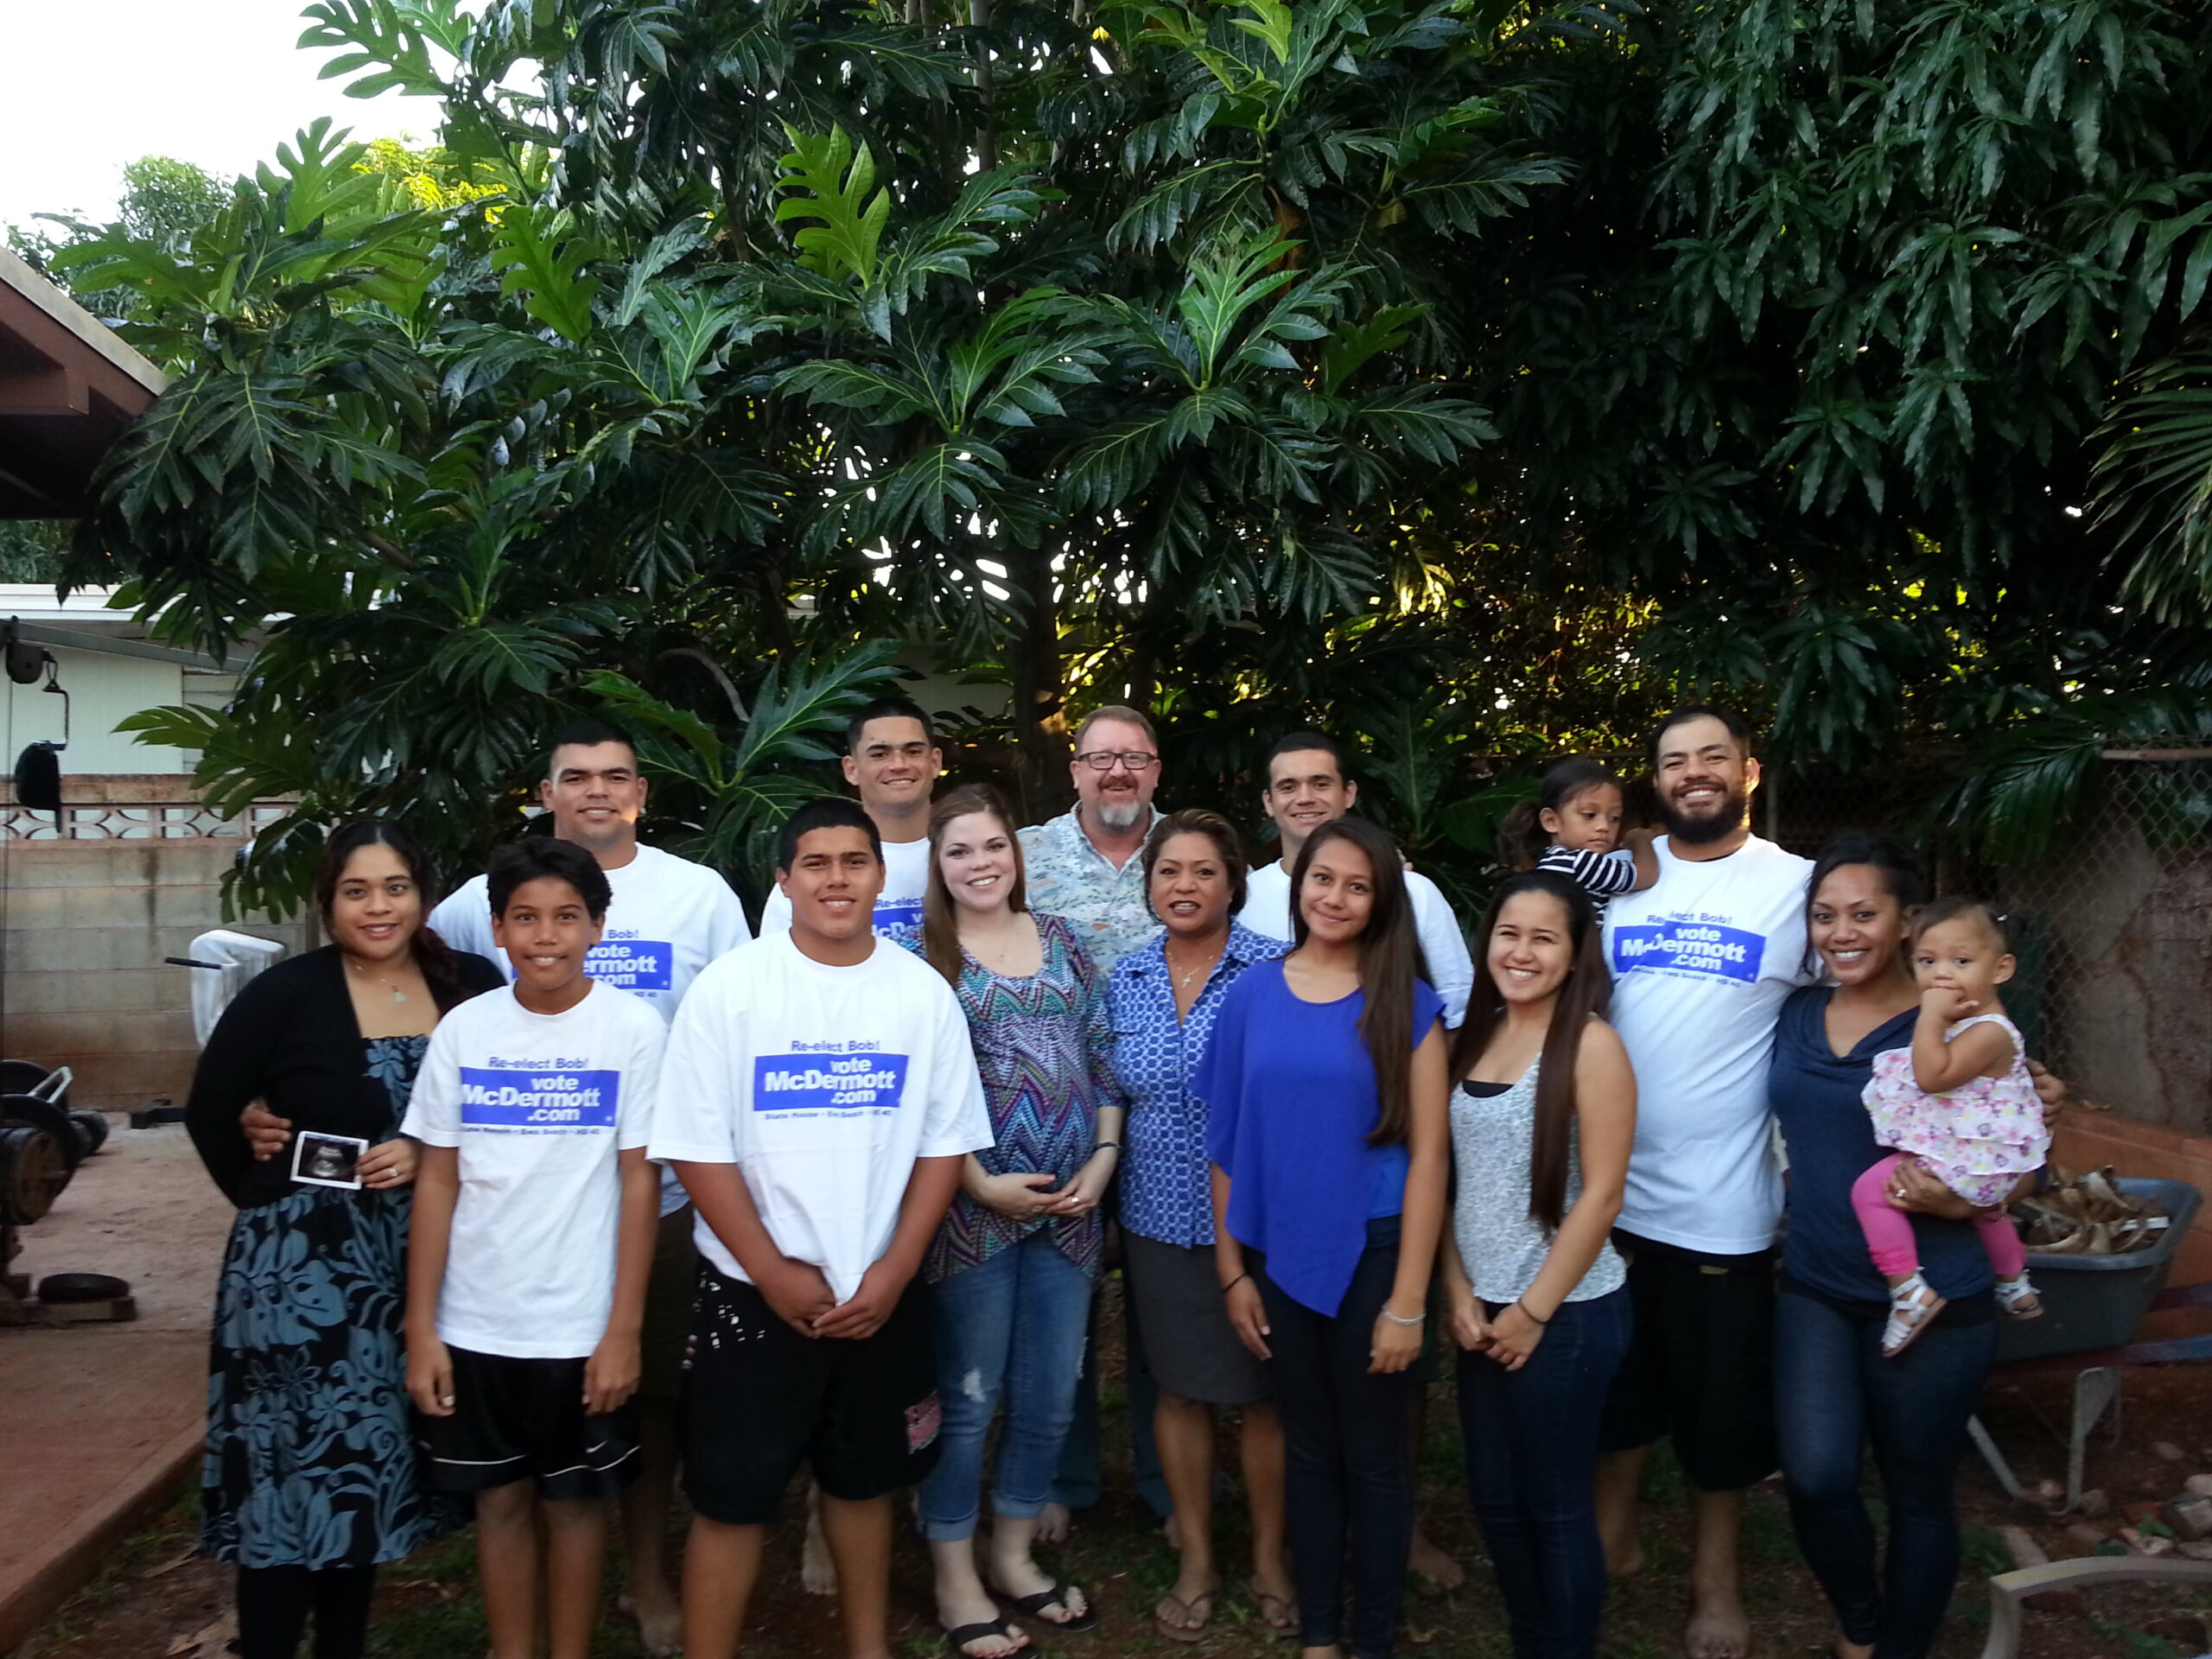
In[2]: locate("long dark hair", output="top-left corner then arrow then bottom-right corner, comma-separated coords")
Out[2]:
918,784 -> 1028,985
1448,870 -> 1610,1232
316,819 -> 460,988
1801,834 -> 1927,979
1288,817 -> 1425,1147
1499,757 -> 1625,866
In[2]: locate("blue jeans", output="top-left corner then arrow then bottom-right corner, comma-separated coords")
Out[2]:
918,1236 -> 1096,1541
1774,1283 -> 1996,1659
1458,1287 -> 1630,1659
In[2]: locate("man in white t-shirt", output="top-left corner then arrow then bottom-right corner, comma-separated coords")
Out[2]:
760,696 -> 941,936
425,717 -> 748,1655
429,720 -> 753,1017
1236,729 -> 1474,1027
404,837 -> 665,1659
651,798 -> 991,1659
1592,707 -> 1814,1659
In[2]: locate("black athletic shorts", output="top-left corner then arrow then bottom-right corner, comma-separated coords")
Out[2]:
1595,1230 -> 1778,1492
681,1262 -> 941,1525
416,1345 -> 641,1500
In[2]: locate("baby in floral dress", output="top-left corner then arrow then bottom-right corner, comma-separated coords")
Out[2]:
1856,898 -> 2050,1356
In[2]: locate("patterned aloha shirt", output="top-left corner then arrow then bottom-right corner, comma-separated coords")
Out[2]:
1017,806 -> 1164,975
891,913 -> 1127,1282
1109,920 -> 1289,1249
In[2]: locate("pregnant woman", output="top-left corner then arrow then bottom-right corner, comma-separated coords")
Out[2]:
188,821 -> 501,1659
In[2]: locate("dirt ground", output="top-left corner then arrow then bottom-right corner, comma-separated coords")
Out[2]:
17,1286 -> 2212,1659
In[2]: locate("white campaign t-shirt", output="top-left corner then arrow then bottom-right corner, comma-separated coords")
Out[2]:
648,931 -> 992,1302
429,842 -> 752,1024
1238,857 -> 1475,1028
758,833 -> 931,937
403,982 -> 664,1358
1601,835 -> 1815,1255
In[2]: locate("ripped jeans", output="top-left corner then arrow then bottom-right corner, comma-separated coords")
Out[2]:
916,1232 -> 1096,1541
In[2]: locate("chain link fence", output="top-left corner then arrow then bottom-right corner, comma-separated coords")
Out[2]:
1765,753 -> 2212,1135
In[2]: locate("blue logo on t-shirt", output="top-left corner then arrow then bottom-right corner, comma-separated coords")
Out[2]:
753,1052 -> 911,1112
586,939 -> 673,993
1611,921 -> 1764,984
460,1067 -> 620,1128
874,898 -> 924,932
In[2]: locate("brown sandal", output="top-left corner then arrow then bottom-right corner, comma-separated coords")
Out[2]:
1154,1588 -> 1215,1643
1247,1575 -> 1296,1638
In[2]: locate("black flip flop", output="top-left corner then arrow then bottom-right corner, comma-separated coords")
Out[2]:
944,1617 -> 1029,1657
1001,1581 -> 1099,1634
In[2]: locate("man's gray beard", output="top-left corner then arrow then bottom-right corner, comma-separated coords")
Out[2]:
1094,798 -> 1145,831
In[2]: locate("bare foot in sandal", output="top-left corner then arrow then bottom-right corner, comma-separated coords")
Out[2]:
1247,1570 -> 1296,1635
1155,1582 -> 1216,1643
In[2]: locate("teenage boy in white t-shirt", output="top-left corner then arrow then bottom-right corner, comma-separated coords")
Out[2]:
404,837 -> 664,1659
652,798 -> 992,1659
423,716 -> 750,1652
759,696 -> 941,935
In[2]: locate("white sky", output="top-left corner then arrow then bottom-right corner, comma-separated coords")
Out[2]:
0,0 -> 448,231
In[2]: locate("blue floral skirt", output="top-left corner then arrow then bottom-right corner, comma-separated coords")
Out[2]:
201,1184 -> 455,1568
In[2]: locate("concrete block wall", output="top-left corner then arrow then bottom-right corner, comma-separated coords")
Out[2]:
0,827 -> 308,1110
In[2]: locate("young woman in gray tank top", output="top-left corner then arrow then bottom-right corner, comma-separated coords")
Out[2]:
1440,870 -> 1637,1659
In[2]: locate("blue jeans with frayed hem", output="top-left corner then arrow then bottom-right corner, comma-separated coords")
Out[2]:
917,1234 -> 1095,1541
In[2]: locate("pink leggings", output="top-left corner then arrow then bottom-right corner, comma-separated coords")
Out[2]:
1852,1154 -> 2025,1281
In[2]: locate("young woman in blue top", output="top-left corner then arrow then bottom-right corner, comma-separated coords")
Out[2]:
1771,836 -> 2063,1659
1109,810 -> 1297,1643
1201,816 -> 1450,1659
1440,871 -> 1636,1659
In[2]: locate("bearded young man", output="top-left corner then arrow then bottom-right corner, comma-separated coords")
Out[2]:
1589,707 -> 1813,1659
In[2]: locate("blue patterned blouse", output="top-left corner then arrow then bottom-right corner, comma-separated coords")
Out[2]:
1109,921 -> 1289,1249
891,912 -> 1125,1282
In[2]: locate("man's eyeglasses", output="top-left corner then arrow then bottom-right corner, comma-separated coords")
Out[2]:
1075,750 -> 1160,772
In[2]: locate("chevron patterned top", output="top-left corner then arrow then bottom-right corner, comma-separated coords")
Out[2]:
893,912 -> 1127,1281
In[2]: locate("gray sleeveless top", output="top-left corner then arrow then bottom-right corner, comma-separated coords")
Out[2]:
1449,1060 -> 1625,1306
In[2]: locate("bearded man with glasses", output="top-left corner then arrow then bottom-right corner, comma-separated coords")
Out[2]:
1017,705 -> 1167,976
1018,704 -> 1174,1548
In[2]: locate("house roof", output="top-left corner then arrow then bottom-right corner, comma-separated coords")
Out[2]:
0,248 -> 168,518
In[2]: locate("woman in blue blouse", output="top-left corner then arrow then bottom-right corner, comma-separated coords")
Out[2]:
1771,836 -> 2062,1659
1203,817 -> 1450,1659
1111,810 -> 1297,1643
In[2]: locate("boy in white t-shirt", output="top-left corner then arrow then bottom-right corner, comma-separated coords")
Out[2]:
652,798 -> 992,1659
404,838 -> 664,1659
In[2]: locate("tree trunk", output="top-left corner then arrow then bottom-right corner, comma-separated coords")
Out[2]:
972,0 -> 999,173
1007,542 -> 1071,822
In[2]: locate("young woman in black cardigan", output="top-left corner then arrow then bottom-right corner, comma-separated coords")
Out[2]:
187,821 -> 503,1659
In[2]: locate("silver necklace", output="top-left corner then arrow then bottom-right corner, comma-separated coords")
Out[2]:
347,957 -> 410,1004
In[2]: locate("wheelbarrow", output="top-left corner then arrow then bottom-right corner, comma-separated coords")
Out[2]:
1969,1175 -> 2208,1516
